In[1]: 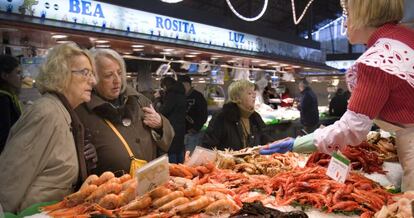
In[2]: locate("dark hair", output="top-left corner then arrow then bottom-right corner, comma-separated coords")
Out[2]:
336,88 -> 344,95
0,55 -> 19,83
160,76 -> 177,90
300,78 -> 309,87
177,74 -> 192,85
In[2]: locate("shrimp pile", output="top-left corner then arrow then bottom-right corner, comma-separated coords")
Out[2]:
306,143 -> 385,174
41,170 -> 241,217
115,177 -> 240,217
270,166 -> 393,218
233,152 -> 301,177
169,162 -> 215,179
41,172 -> 136,217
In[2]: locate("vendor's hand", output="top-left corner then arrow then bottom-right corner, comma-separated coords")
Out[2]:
260,138 -> 295,154
143,104 -> 162,129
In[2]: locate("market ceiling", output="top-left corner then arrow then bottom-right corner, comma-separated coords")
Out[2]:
97,0 -> 343,46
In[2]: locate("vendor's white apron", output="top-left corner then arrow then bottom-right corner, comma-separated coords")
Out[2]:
374,119 -> 414,191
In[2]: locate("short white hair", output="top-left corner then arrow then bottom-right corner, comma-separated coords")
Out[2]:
91,48 -> 127,93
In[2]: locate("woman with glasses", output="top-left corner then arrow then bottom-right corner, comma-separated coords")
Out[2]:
0,55 -> 22,153
261,0 -> 414,191
0,43 -> 97,213
75,48 -> 174,175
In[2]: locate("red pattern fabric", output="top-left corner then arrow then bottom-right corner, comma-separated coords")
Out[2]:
348,24 -> 414,124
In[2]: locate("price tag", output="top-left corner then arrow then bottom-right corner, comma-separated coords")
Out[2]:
135,155 -> 169,196
326,152 -> 350,183
186,146 -> 216,167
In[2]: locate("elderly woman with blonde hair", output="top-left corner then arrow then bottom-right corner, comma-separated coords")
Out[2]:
202,79 -> 273,151
265,0 -> 414,191
0,43 -> 97,213
75,48 -> 174,175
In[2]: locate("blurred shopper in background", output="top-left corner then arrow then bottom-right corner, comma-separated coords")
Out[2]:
0,43 -> 96,213
297,78 -> 319,134
280,88 -> 294,107
76,49 -> 174,175
329,88 -> 348,117
159,76 -> 187,163
178,75 -> 208,153
0,55 -> 22,153
261,0 -> 414,191
203,79 -> 273,151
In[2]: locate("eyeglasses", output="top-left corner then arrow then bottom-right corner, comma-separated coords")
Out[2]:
71,68 -> 95,79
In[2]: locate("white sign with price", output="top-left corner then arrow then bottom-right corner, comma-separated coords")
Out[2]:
186,146 -> 217,167
326,152 -> 351,183
135,155 -> 169,196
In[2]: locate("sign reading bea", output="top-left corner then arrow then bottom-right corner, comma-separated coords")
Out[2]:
69,0 -> 104,18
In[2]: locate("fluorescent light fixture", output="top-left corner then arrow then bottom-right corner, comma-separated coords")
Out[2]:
210,57 -> 219,60
95,40 -> 109,44
132,44 -> 145,48
123,52 -> 133,55
160,0 -> 183,3
280,64 -> 289,67
51,34 -> 67,39
56,40 -> 73,44
251,60 -> 261,63
304,67 -> 312,70
185,54 -> 197,58
163,48 -> 174,52
212,55 -> 223,58
96,44 -> 111,48
259,63 -> 268,67
160,52 -> 171,55
189,52 -> 201,55
292,65 -> 301,68
132,48 -> 144,52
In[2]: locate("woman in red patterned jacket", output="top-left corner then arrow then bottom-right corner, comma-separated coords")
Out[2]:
262,0 -> 414,191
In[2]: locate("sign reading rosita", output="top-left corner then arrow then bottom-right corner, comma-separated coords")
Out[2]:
69,0 -> 104,18
155,16 -> 196,34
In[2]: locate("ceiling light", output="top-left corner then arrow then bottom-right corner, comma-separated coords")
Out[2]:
185,54 -> 197,58
96,44 -> 111,48
189,52 -> 201,55
163,48 -> 175,52
160,52 -> 171,55
212,55 -> 223,58
160,0 -> 183,3
133,48 -> 144,52
292,65 -> 301,68
132,44 -> 145,48
304,67 -> 311,70
280,64 -> 290,67
210,57 -> 219,60
95,40 -> 109,44
51,34 -> 67,39
259,63 -> 268,67
251,60 -> 261,63
56,40 -> 73,44
123,51 -> 133,55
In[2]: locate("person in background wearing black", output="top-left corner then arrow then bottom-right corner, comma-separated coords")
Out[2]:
159,76 -> 187,163
297,79 -> 319,134
203,79 -> 273,151
177,75 -> 208,153
329,88 -> 348,117
0,55 -> 22,153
